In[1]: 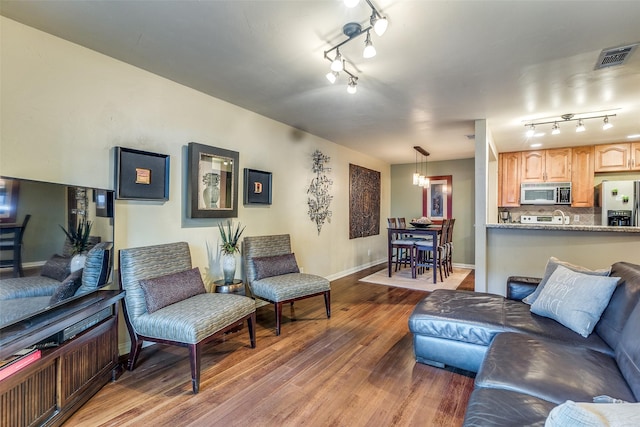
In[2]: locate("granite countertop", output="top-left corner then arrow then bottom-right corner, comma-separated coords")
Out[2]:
486,223 -> 640,233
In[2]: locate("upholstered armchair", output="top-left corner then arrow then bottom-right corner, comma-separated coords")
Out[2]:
242,234 -> 330,336
119,242 -> 256,394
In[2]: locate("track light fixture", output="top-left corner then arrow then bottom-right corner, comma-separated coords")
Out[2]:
326,70 -> 338,84
324,0 -> 388,93
524,113 -> 617,137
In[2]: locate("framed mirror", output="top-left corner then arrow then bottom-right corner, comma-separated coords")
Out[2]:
0,177 -> 115,328
188,142 -> 239,218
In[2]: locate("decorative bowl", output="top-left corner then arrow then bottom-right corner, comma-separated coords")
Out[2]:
410,222 -> 431,228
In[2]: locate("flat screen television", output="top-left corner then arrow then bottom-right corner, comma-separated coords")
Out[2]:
0,176 -> 115,328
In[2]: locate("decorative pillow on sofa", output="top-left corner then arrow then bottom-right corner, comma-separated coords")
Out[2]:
48,269 -> 84,304
139,267 -> 207,314
253,253 -> 300,281
545,400 -> 640,426
77,242 -> 112,294
41,254 -> 71,282
523,257 -> 611,305
530,265 -> 620,337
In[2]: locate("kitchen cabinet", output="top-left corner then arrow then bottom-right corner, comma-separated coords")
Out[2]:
595,142 -> 640,172
520,148 -> 572,182
571,145 -> 595,207
498,152 -> 520,207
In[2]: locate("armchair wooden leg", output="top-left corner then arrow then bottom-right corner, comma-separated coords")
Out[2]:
324,291 -> 331,318
248,312 -> 256,348
188,343 -> 201,394
275,302 -> 283,336
128,338 -> 143,371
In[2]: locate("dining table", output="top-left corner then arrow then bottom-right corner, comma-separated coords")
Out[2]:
387,224 -> 442,283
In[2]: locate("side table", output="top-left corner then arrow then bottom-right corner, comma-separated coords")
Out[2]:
213,279 -> 245,295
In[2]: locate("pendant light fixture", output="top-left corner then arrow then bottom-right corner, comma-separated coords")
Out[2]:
331,49 -> 344,72
412,150 -> 420,185
363,30 -> 377,58
413,146 -> 430,187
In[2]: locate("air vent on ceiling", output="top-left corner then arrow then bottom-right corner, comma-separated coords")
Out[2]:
594,43 -> 638,70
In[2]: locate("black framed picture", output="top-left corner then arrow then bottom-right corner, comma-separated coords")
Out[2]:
94,189 -> 114,218
188,142 -> 239,218
244,168 -> 272,205
115,147 -> 170,201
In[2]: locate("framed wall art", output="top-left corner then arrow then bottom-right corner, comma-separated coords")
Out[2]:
115,147 -> 170,201
243,168 -> 272,205
188,142 -> 239,218
348,164 -> 380,239
422,175 -> 452,220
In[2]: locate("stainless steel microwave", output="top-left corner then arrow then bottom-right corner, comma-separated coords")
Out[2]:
521,182 -> 571,205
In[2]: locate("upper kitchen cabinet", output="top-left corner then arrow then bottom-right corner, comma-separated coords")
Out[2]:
571,146 -> 595,207
595,142 -> 640,172
520,148 -> 572,183
499,152 -> 520,207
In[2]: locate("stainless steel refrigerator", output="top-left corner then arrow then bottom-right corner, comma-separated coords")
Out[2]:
595,180 -> 640,226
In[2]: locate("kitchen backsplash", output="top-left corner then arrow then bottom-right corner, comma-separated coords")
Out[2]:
498,206 -> 596,225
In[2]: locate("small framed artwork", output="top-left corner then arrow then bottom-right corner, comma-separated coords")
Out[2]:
115,147 -> 170,201
188,142 -> 239,218
422,175 -> 452,220
244,168 -> 272,205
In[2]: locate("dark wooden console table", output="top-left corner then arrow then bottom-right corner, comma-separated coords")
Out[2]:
0,290 -> 124,426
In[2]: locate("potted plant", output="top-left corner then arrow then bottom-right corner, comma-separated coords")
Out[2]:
60,218 -> 92,272
218,220 -> 245,284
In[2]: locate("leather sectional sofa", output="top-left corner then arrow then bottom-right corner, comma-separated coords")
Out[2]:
408,261 -> 640,426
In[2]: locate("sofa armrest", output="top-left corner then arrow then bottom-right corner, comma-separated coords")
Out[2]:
506,276 -> 542,301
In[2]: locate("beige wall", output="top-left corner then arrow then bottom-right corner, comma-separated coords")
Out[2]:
389,158 -> 475,266
1,18 -> 391,351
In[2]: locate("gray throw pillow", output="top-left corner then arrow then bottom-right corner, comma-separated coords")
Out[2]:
77,242 -> 112,293
253,253 -> 300,281
41,254 -> 71,282
139,267 -> 207,314
530,265 -> 620,337
48,269 -> 84,304
523,257 -> 611,305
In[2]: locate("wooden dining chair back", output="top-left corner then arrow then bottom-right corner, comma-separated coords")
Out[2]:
446,218 -> 456,273
412,229 -> 441,283
437,219 -> 452,279
0,214 -> 31,277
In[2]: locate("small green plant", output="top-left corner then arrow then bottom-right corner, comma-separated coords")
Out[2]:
60,218 -> 93,255
218,221 -> 245,255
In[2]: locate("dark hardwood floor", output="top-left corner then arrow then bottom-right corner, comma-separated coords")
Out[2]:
64,265 -> 475,427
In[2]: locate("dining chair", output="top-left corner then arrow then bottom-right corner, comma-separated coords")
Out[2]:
437,219 -> 452,278
388,218 -> 413,271
412,228 -> 441,283
0,214 -> 31,277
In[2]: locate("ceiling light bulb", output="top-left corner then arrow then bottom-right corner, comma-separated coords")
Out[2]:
363,31 -> 377,58
526,125 -> 535,138
603,116 -> 613,130
576,120 -> 586,133
344,0 -> 360,8
347,78 -> 357,94
331,50 -> 343,72
418,175 -> 425,186
412,173 -> 420,185
551,122 -> 560,135
326,71 -> 338,84
373,16 -> 388,36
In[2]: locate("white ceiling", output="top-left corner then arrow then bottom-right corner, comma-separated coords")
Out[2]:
2,0 -> 640,164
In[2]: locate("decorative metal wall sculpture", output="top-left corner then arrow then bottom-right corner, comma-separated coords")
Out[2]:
349,164 -> 380,239
307,150 -> 333,235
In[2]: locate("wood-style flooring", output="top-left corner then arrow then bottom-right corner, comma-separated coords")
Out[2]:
64,265 -> 475,427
